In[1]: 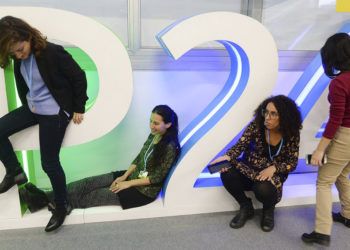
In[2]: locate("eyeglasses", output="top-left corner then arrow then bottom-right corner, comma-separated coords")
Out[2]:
261,109 -> 279,119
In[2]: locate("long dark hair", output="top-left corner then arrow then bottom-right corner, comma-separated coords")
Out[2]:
151,105 -> 180,167
0,16 -> 47,68
321,32 -> 350,78
254,95 -> 302,140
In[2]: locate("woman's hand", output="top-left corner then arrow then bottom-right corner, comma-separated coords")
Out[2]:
210,155 -> 231,173
310,137 -> 330,167
210,155 -> 230,165
109,176 -> 127,189
110,181 -> 131,193
73,112 -> 84,124
311,150 -> 325,167
256,165 -> 276,181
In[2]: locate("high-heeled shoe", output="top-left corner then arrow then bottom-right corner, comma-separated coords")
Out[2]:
45,204 -> 72,232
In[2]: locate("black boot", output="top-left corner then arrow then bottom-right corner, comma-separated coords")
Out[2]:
301,231 -> 330,246
47,202 -> 72,215
25,183 -> 49,202
230,199 -> 254,229
333,212 -> 350,228
0,171 -> 27,194
261,207 -> 275,232
19,183 -> 50,213
45,205 -> 70,232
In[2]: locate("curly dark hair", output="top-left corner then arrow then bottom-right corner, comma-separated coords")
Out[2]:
0,16 -> 47,68
151,105 -> 181,167
254,95 -> 302,140
321,32 -> 350,78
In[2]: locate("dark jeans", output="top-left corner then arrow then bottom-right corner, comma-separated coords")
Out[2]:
47,173 -> 120,209
220,167 -> 277,210
0,106 -> 70,208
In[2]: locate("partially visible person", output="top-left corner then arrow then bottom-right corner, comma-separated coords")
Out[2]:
302,33 -> 350,247
20,105 -> 180,226
211,95 -> 302,232
0,16 -> 88,232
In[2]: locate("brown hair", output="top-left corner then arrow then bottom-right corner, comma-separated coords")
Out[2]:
0,16 -> 47,68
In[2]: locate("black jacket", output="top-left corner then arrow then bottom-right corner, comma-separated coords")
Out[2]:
14,42 -> 88,115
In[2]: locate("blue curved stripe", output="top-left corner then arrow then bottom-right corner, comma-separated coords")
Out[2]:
179,42 -> 249,153
156,16 -> 195,59
288,54 -> 329,120
160,41 -> 250,196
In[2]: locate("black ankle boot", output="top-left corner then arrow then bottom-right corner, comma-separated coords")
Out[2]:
47,202 -> 72,215
25,183 -> 49,203
45,206 -> 69,232
333,212 -> 350,228
19,183 -> 50,213
301,231 -> 330,246
0,172 -> 27,194
230,199 -> 254,229
261,207 -> 275,232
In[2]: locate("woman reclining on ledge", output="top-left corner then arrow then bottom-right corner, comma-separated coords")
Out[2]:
20,105 -> 180,231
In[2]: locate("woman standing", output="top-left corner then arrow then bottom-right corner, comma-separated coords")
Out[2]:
211,95 -> 302,232
0,16 -> 88,232
302,33 -> 350,247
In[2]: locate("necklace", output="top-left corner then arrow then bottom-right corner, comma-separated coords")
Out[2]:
267,130 -> 283,161
138,136 -> 157,178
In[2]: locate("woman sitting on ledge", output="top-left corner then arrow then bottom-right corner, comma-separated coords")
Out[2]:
20,105 -> 180,229
211,95 -> 302,232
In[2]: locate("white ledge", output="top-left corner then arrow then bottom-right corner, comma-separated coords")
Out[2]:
0,172 -> 337,230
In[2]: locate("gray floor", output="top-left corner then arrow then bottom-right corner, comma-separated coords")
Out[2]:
1,204 -> 349,250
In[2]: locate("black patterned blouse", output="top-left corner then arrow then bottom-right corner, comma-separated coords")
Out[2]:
225,121 -> 300,202
128,134 -> 178,199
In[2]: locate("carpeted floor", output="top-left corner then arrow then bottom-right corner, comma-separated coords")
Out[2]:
0,204 -> 349,250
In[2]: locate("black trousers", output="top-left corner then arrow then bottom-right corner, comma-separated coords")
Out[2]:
47,172 -> 153,210
0,106 -> 70,208
220,167 -> 277,210
48,172 -> 120,209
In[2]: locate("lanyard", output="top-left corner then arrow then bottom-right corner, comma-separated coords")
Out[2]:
267,130 -> 283,161
143,136 -> 156,171
22,54 -> 34,91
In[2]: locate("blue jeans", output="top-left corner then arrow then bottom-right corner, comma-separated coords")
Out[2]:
0,106 -> 70,208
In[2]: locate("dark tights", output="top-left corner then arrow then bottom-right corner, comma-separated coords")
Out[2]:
220,167 -> 277,210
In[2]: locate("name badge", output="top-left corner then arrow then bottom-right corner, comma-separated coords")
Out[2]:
138,170 -> 148,178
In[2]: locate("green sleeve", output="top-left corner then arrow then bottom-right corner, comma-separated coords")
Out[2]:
148,143 -> 177,184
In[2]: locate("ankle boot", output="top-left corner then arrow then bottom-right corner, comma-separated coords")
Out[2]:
19,183 -> 49,213
333,212 -> 350,228
45,204 -> 71,232
261,207 -> 275,232
301,231 -> 330,246
230,199 -> 254,229
0,171 -> 27,194
47,201 -> 72,215
25,183 -> 49,203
